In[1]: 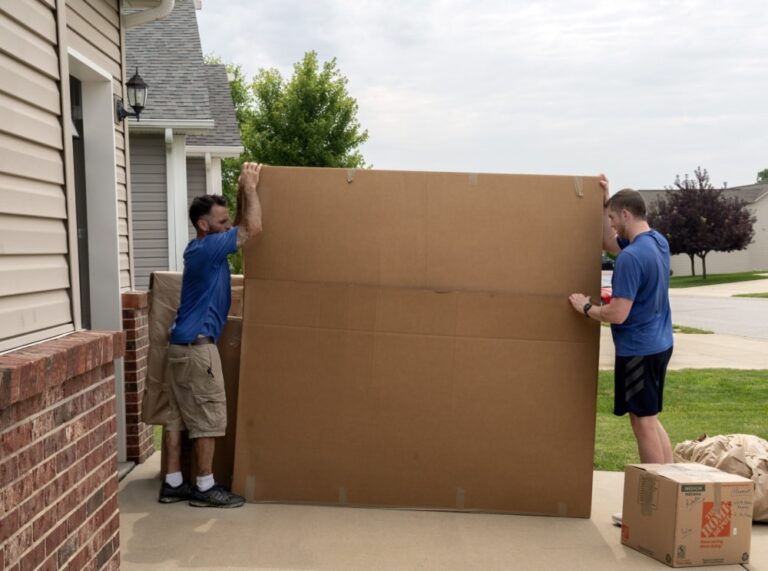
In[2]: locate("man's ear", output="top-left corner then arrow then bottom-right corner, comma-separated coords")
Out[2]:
197,216 -> 209,234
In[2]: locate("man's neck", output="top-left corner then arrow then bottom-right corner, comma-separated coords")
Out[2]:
627,221 -> 651,242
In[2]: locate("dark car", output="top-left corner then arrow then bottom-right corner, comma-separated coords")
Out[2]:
601,254 -> 615,270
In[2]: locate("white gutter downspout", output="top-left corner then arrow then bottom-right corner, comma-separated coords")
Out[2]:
124,0 -> 175,28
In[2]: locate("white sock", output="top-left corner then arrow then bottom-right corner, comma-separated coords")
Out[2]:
197,474 -> 215,492
165,471 -> 183,488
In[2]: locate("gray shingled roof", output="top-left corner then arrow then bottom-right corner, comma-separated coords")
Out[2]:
125,0 -> 211,122
187,64 -> 242,147
638,183 -> 768,207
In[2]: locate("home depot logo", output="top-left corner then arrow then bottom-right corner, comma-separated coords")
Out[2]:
701,501 -> 731,538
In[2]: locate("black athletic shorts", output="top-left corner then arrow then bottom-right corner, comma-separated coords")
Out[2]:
614,346 -> 673,417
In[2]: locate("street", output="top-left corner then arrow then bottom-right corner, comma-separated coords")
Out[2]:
670,295 -> 768,340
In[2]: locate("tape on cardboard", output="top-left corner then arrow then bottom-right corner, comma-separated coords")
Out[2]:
346,169 -> 355,183
467,173 -> 478,186
558,502 -> 568,516
456,488 -> 465,509
245,475 -> 256,501
574,176 -> 584,197
339,487 -> 348,505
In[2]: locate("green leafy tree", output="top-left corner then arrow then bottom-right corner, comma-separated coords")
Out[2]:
648,167 -> 756,279
758,168 -> 768,183
245,51 -> 369,168
208,51 -> 369,272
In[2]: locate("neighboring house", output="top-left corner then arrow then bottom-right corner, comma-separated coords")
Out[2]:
639,183 -> 768,276
0,1 -> 177,568
126,0 -> 243,290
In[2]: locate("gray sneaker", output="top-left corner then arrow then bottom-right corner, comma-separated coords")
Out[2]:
159,481 -> 192,503
189,485 -> 245,508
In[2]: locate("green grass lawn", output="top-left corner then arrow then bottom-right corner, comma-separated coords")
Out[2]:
733,292 -> 768,299
594,369 -> 768,471
669,270 -> 768,288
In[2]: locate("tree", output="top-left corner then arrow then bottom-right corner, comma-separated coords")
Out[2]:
648,167 -> 756,279
758,168 -> 768,183
244,51 -> 369,168
207,51 -> 369,272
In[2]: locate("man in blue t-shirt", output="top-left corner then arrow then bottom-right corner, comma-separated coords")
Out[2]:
569,175 -> 674,465
159,162 -> 263,508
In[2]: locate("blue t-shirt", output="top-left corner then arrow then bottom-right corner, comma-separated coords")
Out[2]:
611,230 -> 673,357
169,227 -> 238,344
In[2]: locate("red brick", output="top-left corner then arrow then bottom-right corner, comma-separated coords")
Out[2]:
45,520 -> 67,555
19,537 -> 45,570
4,523 -> 33,565
122,291 -> 149,310
39,553 -> 57,571
32,502 -> 56,540
1,419 -> 33,455
57,534 -> 79,567
0,508 -> 18,543
0,456 -> 18,489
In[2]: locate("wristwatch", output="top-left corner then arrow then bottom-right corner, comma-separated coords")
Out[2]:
583,302 -> 593,318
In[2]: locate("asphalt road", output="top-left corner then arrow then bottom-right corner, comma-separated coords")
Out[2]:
670,295 -> 768,340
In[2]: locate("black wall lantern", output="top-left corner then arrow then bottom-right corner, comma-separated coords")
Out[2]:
115,68 -> 148,122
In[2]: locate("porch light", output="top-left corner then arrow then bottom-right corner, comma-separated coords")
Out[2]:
115,68 -> 148,122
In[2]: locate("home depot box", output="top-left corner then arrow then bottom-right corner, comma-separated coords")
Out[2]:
622,464 -> 753,567
231,167 -> 603,515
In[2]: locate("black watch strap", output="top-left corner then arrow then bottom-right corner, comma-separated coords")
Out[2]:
583,302 -> 593,317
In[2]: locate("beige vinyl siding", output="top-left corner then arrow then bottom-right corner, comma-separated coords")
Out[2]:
0,0 -> 73,350
130,135 -> 169,290
186,156 -> 206,239
65,0 -> 132,291
0,0 -> 131,351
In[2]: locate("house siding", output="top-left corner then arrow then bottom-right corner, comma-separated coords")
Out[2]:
0,0 -> 73,351
65,0 -> 131,291
130,134 -> 169,291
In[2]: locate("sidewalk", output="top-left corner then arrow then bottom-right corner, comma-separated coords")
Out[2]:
599,327 -> 768,370
118,452 -> 767,570
668,277 -> 768,298
118,290 -> 768,570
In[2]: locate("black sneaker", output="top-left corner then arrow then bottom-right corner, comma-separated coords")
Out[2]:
159,481 -> 192,503
189,485 -> 245,508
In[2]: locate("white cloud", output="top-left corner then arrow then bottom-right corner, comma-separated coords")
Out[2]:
197,0 -> 768,188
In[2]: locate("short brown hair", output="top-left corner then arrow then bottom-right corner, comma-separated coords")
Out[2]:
606,188 -> 646,220
189,194 -> 228,230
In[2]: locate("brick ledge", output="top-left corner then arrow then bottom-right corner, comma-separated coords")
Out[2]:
0,330 -> 125,409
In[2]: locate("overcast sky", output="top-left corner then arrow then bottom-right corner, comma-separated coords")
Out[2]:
196,1 -> 767,190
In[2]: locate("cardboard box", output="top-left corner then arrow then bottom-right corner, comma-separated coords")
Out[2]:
232,167 -> 603,516
242,167 -> 601,295
147,272 -> 243,487
622,464 -> 753,567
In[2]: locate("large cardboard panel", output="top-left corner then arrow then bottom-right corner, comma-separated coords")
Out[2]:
232,280 -> 599,516
243,167 -> 602,294
622,464 -> 753,567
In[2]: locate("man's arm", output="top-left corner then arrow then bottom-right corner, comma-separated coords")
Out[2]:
236,162 -> 263,248
568,293 -> 632,324
600,174 -> 620,255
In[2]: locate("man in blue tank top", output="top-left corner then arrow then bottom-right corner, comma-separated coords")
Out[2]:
569,175 -> 674,466
159,163 -> 262,508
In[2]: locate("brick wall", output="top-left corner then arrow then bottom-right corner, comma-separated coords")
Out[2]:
0,330 -> 125,570
122,292 -> 154,463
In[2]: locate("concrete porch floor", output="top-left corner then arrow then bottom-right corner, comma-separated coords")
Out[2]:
119,452 -> 767,570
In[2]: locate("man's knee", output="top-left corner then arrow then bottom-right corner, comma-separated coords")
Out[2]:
629,413 -> 658,434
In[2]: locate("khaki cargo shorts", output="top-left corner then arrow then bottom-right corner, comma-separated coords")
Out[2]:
165,343 -> 227,438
